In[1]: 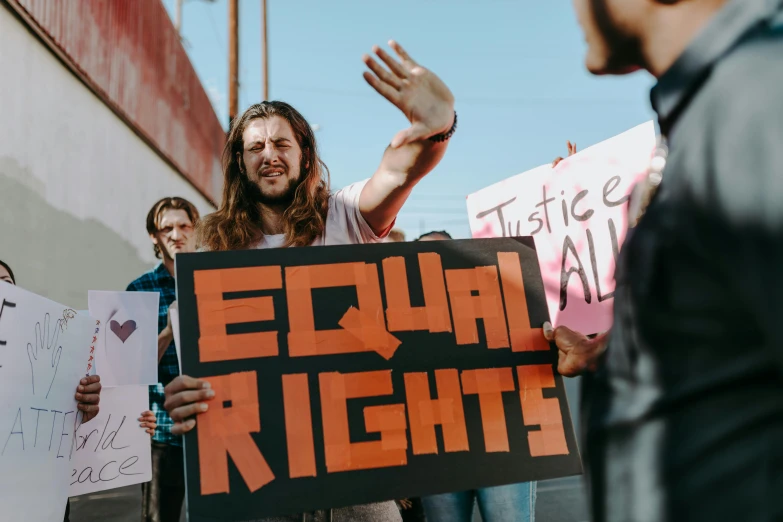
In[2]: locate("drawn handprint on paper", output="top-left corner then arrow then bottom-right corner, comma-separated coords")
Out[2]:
27,313 -> 65,398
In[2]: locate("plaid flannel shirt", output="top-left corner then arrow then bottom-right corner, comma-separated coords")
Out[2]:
127,263 -> 181,447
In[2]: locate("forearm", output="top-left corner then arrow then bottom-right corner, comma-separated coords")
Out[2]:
360,138 -> 449,234
157,328 -> 173,363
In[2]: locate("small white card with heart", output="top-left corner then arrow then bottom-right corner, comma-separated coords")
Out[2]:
88,290 -> 160,387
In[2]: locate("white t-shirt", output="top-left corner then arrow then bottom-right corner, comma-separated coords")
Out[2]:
231,179 -> 403,522
252,179 -> 389,249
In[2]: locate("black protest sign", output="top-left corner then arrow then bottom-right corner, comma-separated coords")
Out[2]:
175,238 -> 582,521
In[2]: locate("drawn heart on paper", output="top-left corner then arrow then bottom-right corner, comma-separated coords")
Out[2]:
109,320 -> 137,343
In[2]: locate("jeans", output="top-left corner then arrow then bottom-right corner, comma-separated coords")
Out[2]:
422,482 -> 537,522
141,441 -> 185,522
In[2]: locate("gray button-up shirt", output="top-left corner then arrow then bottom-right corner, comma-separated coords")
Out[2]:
584,0 -> 783,520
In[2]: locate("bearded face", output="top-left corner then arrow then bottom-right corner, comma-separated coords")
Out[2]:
240,116 -> 305,206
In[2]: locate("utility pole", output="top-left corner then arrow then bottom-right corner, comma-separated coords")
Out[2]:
261,0 -> 269,101
175,0 -> 183,33
228,0 -> 239,126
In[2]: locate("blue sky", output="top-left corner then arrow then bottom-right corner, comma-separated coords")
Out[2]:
162,0 -> 655,239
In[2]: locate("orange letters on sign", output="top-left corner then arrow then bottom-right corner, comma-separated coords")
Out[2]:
319,370 -> 407,473
403,369 -> 469,455
286,263 -> 400,359
461,368 -> 516,452
383,253 -> 452,333
197,371 -> 275,495
282,374 -> 317,478
497,252 -> 550,352
445,266 -> 510,348
517,365 -> 569,456
194,266 -> 282,362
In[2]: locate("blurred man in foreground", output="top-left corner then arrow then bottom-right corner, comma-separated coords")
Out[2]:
545,0 -> 783,520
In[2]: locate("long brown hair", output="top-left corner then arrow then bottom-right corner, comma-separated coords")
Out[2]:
199,102 -> 330,251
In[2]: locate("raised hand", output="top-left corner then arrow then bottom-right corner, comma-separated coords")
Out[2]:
27,313 -> 63,398
552,141 -> 578,167
363,40 -> 455,148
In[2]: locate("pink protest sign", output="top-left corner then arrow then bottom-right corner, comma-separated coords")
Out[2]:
466,121 -> 655,334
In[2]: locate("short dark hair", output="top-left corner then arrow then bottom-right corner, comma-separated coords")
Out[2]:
0,259 -> 16,284
146,197 -> 201,259
415,230 -> 453,241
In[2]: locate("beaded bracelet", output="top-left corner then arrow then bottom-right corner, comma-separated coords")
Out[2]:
428,111 -> 458,143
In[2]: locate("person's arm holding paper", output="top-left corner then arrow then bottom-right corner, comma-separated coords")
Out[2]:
157,306 -> 175,363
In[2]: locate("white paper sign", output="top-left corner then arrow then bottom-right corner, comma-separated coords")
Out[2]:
169,303 -> 182,374
467,122 -> 656,334
76,310 -> 99,377
88,291 -> 159,387
0,284 -> 93,522
69,385 -> 152,496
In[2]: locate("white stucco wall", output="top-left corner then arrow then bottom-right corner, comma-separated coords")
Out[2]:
0,6 -> 215,308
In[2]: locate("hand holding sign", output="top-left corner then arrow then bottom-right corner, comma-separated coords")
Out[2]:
138,410 -> 157,436
362,40 -> 455,148
164,375 -> 214,435
74,375 -> 102,423
542,322 -> 608,377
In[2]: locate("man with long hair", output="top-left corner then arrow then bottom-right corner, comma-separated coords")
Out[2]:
196,41 -> 454,253
164,40 -> 455,521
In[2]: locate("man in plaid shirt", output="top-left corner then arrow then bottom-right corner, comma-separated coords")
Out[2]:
128,196 -> 200,522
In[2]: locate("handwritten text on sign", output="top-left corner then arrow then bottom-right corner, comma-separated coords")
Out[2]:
0,284 -> 93,522
467,122 -> 656,334
176,238 -> 581,521
69,385 -> 151,496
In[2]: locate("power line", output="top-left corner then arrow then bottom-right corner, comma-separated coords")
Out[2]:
274,84 -> 641,107
205,4 -> 226,55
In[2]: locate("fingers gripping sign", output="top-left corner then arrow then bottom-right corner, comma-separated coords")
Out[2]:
138,410 -> 157,436
542,321 -> 608,377
76,375 -> 102,423
362,40 -> 455,148
164,375 -> 215,435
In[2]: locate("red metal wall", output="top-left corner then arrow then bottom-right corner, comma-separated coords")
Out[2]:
7,0 -> 224,203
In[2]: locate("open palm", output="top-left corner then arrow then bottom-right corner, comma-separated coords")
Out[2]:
362,40 -> 455,148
